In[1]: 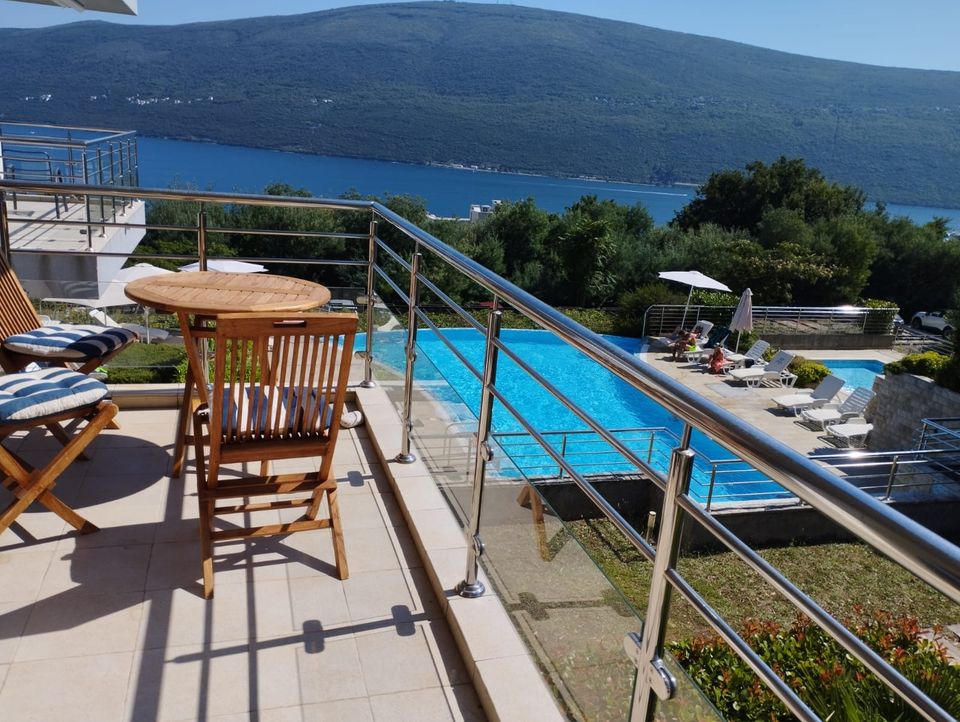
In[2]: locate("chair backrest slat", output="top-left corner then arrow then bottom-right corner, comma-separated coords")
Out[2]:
0,254 -> 42,337
745,340 -> 770,361
812,374 -> 845,401
839,387 -> 875,414
764,350 -> 794,373
210,312 -> 357,451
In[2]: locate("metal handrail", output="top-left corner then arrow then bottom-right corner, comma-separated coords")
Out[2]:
4,178 -> 960,721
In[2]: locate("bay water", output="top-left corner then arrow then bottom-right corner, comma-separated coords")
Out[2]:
138,137 -> 959,228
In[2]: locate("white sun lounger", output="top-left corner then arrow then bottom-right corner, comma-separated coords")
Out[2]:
801,387 -> 875,430
727,350 -> 795,388
826,417 -> 873,448
772,374 -> 845,415
722,340 -> 770,369
89,309 -> 169,343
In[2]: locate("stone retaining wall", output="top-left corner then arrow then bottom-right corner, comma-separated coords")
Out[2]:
870,372 -> 960,450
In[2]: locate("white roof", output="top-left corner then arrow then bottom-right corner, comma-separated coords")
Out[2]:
7,0 -> 138,16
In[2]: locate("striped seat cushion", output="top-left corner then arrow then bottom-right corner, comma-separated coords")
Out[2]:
0,367 -> 109,423
3,325 -> 137,360
221,386 -> 333,436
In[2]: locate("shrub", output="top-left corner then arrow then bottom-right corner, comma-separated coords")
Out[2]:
860,298 -> 899,334
105,343 -> 186,384
670,609 -> 960,721
615,282 -> 686,336
935,354 -> 960,393
885,352 -> 950,379
691,289 -> 739,307
789,356 -> 830,388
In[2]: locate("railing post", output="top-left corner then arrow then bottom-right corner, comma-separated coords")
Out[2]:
0,190 -> 10,263
558,434 -> 568,479
705,465 -> 718,511
627,434 -> 693,721
456,306 -> 502,599
197,203 -> 208,271
883,455 -> 900,501
81,150 -> 93,247
96,148 -> 106,237
647,432 -> 655,464
395,250 -> 422,464
361,217 -> 378,388
107,142 -> 117,220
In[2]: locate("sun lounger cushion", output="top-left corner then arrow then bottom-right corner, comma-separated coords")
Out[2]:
0,367 -> 109,423
221,386 -> 334,436
3,325 -> 137,360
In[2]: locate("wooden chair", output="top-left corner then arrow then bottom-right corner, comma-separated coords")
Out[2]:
0,252 -> 137,374
192,312 -> 357,599
0,368 -> 118,537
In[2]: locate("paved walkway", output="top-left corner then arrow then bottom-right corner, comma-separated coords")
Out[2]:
0,407 -> 485,722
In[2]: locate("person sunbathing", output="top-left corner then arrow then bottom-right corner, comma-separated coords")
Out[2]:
707,346 -> 727,374
670,329 -> 698,361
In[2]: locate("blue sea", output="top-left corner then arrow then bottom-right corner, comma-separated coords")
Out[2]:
137,137 -> 960,227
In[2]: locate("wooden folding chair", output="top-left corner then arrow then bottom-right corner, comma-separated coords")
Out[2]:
0,368 -> 118,537
192,312 -> 357,599
0,252 -> 137,375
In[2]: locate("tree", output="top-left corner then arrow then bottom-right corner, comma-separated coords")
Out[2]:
673,157 -> 865,234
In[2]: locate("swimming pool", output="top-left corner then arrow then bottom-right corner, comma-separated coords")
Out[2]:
370,328 -> 786,503
818,359 -> 885,390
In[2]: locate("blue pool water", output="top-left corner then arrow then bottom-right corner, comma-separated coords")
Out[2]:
819,359 -> 885,390
371,328 -> 785,503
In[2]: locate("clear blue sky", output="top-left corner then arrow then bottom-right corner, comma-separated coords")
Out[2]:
3,0 -> 959,71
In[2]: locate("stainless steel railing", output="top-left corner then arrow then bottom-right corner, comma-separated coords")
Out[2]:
3,179 -> 960,721
643,303 -> 900,339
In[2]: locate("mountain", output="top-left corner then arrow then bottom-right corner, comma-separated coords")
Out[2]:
2,2 -> 959,205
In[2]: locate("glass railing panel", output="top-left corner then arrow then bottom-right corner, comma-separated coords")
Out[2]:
652,654 -> 723,722
479,451 -> 648,721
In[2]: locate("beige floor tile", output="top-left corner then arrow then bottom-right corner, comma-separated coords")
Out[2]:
296,636 -> 367,704
141,579 -> 296,649
444,685 -> 487,722
0,663 -> 7,693
128,639 -> 302,721
0,549 -> 55,602
301,696 -> 373,722
209,706 -> 305,722
337,526 -> 402,575
421,619 -> 472,688
357,627 -> 443,696
447,596 -> 528,662
16,589 -> 143,661
338,492 -> 391,530
368,687 -> 457,722
0,651 -> 133,721
0,602 -> 30,664
288,575 -> 352,629
0,517 -> 67,554
342,569 -> 418,623
474,655 -> 563,721
39,542 -> 151,596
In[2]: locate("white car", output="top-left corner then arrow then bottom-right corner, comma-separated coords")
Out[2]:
910,311 -> 954,336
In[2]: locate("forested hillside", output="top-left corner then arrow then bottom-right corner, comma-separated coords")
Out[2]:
2,2 -> 959,204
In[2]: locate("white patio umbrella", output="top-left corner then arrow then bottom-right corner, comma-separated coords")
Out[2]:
44,263 -> 174,342
179,259 -> 267,273
658,270 -> 732,327
729,287 -> 753,352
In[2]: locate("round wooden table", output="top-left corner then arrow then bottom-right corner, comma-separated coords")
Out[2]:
125,272 -> 331,476
124,271 -> 330,315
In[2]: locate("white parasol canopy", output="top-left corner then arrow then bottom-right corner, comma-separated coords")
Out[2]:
729,287 -> 753,351
179,260 -> 267,273
658,270 -> 732,327
43,263 -> 174,343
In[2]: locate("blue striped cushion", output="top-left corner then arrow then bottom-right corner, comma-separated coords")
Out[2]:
221,386 -> 333,436
3,325 -> 137,360
0,368 -> 109,423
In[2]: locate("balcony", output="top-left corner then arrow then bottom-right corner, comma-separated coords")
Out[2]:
1,179 -> 959,721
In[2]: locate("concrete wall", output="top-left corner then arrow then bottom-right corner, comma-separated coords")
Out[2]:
870,372 -> 960,450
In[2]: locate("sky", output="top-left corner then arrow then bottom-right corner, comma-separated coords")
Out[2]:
2,0 -> 960,72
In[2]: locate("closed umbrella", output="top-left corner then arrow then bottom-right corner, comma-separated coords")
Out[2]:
179,260 -> 267,273
658,270 -> 732,327
729,287 -> 753,352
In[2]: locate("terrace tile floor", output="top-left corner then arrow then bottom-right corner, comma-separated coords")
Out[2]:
0,407 -> 486,722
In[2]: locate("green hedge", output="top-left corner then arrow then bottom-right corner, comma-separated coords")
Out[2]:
861,298 -> 899,334
885,352 -> 950,379
670,609 -> 960,721
789,357 -> 830,388
104,343 -> 186,384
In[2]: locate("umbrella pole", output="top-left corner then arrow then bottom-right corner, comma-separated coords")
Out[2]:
735,330 -> 741,352
680,286 -> 693,328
